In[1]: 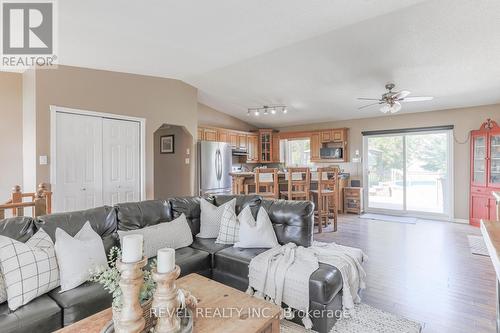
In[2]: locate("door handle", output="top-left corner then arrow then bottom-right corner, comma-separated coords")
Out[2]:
217,150 -> 222,180
215,150 -> 219,180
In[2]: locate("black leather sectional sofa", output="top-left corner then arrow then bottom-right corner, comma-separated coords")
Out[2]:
0,195 -> 343,333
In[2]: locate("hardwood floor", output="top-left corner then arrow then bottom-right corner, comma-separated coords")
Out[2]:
314,215 -> 497,333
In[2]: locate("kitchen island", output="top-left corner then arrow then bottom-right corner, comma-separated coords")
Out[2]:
230,171 -> 349,213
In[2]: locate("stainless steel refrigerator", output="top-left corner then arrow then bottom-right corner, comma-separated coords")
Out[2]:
198,141 -> 232,195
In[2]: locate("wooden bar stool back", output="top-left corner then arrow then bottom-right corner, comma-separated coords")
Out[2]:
247,168 -> 279,199
311,167 -> 339,233
280,167 -> 311,201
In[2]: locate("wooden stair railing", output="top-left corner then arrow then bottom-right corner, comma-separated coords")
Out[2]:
0,183 -> 52,220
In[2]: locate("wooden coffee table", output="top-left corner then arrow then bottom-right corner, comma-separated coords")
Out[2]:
56,273 -> 281,333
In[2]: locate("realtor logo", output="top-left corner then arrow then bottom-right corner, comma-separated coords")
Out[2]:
1,0 -> 57,68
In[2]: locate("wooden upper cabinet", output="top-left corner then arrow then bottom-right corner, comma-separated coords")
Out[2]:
320,130 -> 332,143
228,132 -> 238,148
259,129 -> 274,162
272,135 -> 280,163
237,134 -> 247,149
246,134 -> 259,163
332,129 -> 344,142
197,128 -> 204,141
321,129 -> 345,142
310,133 -> 321,161
203,128 -> 218,142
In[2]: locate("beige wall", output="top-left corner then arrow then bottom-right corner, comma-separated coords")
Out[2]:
29,65 -> 198,199
154,124 -> 193,198
0,72 -> 23,200
278,104 -> 500,220
198,103 -> 257,132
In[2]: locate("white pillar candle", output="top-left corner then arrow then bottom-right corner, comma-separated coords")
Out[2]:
157,248 -> 175,273
122,234 -> 143,263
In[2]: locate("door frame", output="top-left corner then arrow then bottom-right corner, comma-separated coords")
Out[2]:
50,106 -> 146,208
362,129 -> 454,221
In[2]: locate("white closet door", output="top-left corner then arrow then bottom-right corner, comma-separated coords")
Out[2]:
55,112 -> 103,212
102,118 -> 140,206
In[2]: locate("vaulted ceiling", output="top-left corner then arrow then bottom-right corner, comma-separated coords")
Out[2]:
59,0 -> 500,127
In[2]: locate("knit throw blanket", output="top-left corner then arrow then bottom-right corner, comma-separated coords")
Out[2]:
246,241 -> 367,329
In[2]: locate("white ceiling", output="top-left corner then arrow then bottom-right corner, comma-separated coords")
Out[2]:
58,0 -> 500,127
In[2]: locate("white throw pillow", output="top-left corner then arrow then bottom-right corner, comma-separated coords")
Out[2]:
198,199 -> 236,238
118,213 -> 193,259
0,274 -> 6,303
216,204 -> 240,245
234,207 -> 279,248
0,229 -> 60,311
55,222 -> 108,292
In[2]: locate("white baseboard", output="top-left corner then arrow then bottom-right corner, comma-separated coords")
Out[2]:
453,218 -> 469,224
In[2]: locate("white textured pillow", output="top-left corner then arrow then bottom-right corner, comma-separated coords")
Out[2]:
198,199 -> 236,238
118,213 -> 193,258
216,204 -> 239,245
55,222 -> 108,292
0,274 -> 6,303
234,207 -> 279,248
0,229 -> 60,311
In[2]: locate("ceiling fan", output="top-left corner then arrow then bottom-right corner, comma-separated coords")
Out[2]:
357,83 -> 434,114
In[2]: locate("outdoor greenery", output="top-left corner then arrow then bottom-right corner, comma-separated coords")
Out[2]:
368,133 -> 447,186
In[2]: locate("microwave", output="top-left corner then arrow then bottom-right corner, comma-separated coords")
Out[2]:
320,147 -> 343,159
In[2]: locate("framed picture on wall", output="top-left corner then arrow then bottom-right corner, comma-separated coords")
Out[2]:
160,135 -> 175,154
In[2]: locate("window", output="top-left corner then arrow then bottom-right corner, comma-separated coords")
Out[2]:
281,138 -> 312,167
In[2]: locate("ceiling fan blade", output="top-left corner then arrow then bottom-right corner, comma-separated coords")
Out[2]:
358,102 -> 383,110
400,96 -> 434,102
357,98 -> 381,101
392,90 -> 411,99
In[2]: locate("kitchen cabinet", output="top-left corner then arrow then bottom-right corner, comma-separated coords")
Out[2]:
229,132 -> 238,148
237,134 -> 247,149
272,135 -> 280,163
203,128 -> 218,142
259,129 -> 274,162
332,129 -> 344,142
218,130 -> 230,143
470,119 -> 500,226
197,128 -> 204,141
320,130 -> 332,143
247,134 -> 259,163
310,133 -> 321,161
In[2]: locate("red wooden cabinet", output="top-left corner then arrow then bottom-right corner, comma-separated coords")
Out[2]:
470,119 -> 500,226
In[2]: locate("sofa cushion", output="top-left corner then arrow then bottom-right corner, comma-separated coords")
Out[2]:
36,206 -> 118,255
115,200 -> 172,231
169,197 -> 214,235
0,216 -> 37,242
261,199 -> 314,247
48,281 -> 112,326
214,246 -> 268,279
0,294 -> 62,333
212,195 -> 262,218
190,237 -> 231,266
175,247 -> 211,277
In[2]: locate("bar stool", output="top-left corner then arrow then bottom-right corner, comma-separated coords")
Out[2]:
245,168 -> 279,199
280,167 -> 310,201
310,167 -> 338,233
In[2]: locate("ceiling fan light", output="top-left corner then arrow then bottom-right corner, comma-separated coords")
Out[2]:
380,105 -> 390,113
263,109 -> 268,115
390,101 -> 402,113
282,107 -> 288,114
247,110 -> 250,116
254,110 -> 260,116
270,108 -> 276,114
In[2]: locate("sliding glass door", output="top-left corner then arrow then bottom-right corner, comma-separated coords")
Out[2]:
364,130 -> 453,219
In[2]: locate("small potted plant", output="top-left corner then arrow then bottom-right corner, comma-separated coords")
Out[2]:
89,247 -> 157,331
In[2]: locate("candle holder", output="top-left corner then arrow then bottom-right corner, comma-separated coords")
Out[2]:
114,256 -> 148,333
152,265 -> 182,333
